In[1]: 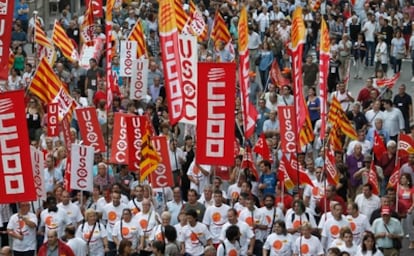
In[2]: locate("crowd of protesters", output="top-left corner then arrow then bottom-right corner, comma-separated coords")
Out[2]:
4,0 -> 414,255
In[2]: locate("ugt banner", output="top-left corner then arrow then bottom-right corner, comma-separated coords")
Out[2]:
70,144 -> 94,192
76,107 -> 106,153
0,0 -> 14,80
47,103 -> 59,136
196,63 -> 235,166
0,90 -> 36,203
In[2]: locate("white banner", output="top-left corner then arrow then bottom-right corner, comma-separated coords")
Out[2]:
51,88 -> 74,120
70,144 -> 94,192
30,146 -> 46,200
120,41 -> 137,77
129,58 -> 148,100
178,34 -> 198,125
79,38 -> 104,69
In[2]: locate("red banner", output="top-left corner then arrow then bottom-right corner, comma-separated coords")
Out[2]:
61,113 -> 72,155
64,155 -> 71,192
150,136 -> 174,188
196,63 -> 235,166
369,161 -> 380,195
159,0 -> 184,125
270,60 -> 290,87
373,131 -> 387,159
326,147 -> 339,185
0,90 -> 36,203
85,0 -> 103,18
126,115 -> 144,171
319,18 -> 330,140
278,106 -> 297,153
398,134 -> 414,157
375,72 -> 400,89
47,103 -> 59,136
30,146 -> 46,200
0,0 -> 14,80
76,107 -> 105,153
253,133 -> 272,161
110,112 -> 130,164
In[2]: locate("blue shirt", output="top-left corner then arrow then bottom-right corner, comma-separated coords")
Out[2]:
259,172 -> 277,196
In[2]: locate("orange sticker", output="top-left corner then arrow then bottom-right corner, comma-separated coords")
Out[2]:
245,216 -> 254,227
140,219 -> 148,229
350,222 -> 356,231
45,216 -> 53,226
190,232 -> 198,241
228,249 -> 238,256
108,211 -> 117,222
293,220 -> 301,229
121,227 -> 129,236
273,240 -> 283,250
301,244 -> 309,254
330,225 -> 340,236
212,212 -> 221,222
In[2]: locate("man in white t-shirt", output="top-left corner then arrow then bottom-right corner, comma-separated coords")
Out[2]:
58,191 -> 83,227
354,183 -> 381,221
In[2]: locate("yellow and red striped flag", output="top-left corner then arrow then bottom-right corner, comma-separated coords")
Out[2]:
34,19 -> 53,49
328,96 -> 358,140
8,50 -> 14,69
140,116 -> 161,181
52,20 -> 79,62
128,20 -> 147,58
29,58 -> 63,103
81,0 -> 95,43
174,0 -> 189,33
211,11 -> 231,45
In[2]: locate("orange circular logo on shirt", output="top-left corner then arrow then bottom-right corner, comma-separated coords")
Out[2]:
132,208 -> 140,215
19,220 -> 25,229
108,211 -> 117,221
349,222 -> 356,231
212,212 -> 221,222
140,219 -> 148,229
273,240 -> 283,250
121,227 -> 129,236
301,244 -> 310,254
231,192 -> 239,199
330,225 -> 340,236
293,220 -> 301,229
190,233 -> 198,242
156,233 -> 163,241
228,249 -> 238,256
245,217 -> 254,226
84,233 -> 91,240
266,215 -> 272,224
45,216 -> 56,228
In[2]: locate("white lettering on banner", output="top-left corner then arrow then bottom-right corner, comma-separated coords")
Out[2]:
120,41 -> 137,77
52,89 -> 73,119
152,138 -> 168,187
76,146 -> 88,189
130,116 -> 142,169
178,35 -> 197,123
165,40 -> 183,119
31,147 -> 45,199
206,81 -> 226,157
281,107 -> 296,152
129,59 -> 148,100
0,20 -> 4,56
115,116 -> 127,162
91,0 -> 101,16
291,50 -> 301,128
81,110 -> 99,147
0,112 -> 24,194
48,104 -> 58,135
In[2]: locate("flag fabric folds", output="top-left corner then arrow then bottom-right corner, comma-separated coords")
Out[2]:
139,116 -> 161,181
52,20 -> 79,62
35,19 -> 53,49
373,131 -> 387,159
319,17 -> 330,140
128,20 -> 147,58
328,96 -> 358,140
211,11 -> 232,45
253,133 -> 272,161
387,160 -> 401,189
368,160 -> 380,195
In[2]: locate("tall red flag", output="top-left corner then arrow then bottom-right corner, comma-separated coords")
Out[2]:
373,131 -> 387,159
319,17 -> 330,139
105,0 -> 115,110
398,134 -> 414,157
269,60 -> 290,87
387,160 -> 401,189
283,155 -> 314,187
253,133 -> 272,161
0,1 -> 14,80
277,157 -> 295,190
325,147 -> 339,185
241,146 -> 259,179
368,161 -> 380,195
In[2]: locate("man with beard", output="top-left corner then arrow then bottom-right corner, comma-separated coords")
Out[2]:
259,195 -> 284,235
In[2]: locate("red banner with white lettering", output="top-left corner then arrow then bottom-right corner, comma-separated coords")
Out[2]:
47,103 -> 59,136
159,0 -> 184,125
85,0 -> 103,18
126,115 -> 144,171
70,144 -> 94,192
30,146 -> 46,200
76,107 -> 105,153
150,136 -> 174,188
0,90 -> 36,203
278,106 -> 297,153
110,112 -> 130,164
319,18 -> 330,140
0,0 -> 14,80
196,63 -> 235,166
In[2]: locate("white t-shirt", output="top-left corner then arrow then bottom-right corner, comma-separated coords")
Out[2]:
133,210 -> 160,249
239,207 -> 267,241
346,213 -> 371,246
67,237 -> 88,256
102,202 -> 128,242
75,222 -> 107,256
57,202 -> 83,225
354,194 -> 381,220
293,235 -> 324,256
202,204 -> 231,243
7,212 -> 38,251
180,222 -> 213,256
112,219 -> 140,248
217,239 -> 241,256
321,217 -> 350,249
259,206 -> 285,234
263,233 -> 294,256
40,209 -> 69,242
220,221 -> 254,255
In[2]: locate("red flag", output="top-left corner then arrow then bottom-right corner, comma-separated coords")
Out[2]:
241,146 -> 259,179
47,103 -> 59,137
139,116 -> 161,181
387,160 -> 401,189
64,155 -> 71,192
126,115 -> 144,172
105,0 -> 115,111
61,113 -> 72,155
270,60 -> 290,87
85,0 -> 103,18
319,17 -> 330,139
0,91 -> 37,203
373,131 -> 387,159
277,157 -> 295,190
282,155 -> 314,187
325,147 -> 339,185
398,134 -> 414,157
375,72 -> 400,89
110,113 -> 130,164
196,63 -> 236,166
76,107 -> 106,153
368,161 -> 380,195
253,133 -> 272,161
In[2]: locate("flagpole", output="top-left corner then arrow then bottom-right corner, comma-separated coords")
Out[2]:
395,133 -> 401,210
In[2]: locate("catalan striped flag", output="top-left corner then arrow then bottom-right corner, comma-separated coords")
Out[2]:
29,58 -> 63,103
81,0 -> 95,43
34,19 -> 53,49
52,20 -> 79,62
128,20 -> 147,58
328,122 -> 343,151
174,0 -> 189,33
211,11 -> 231,45
8,50 -> 14,69
299,114 -> 315,148
140,116 -> 161,181
328,96 -> 358,140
